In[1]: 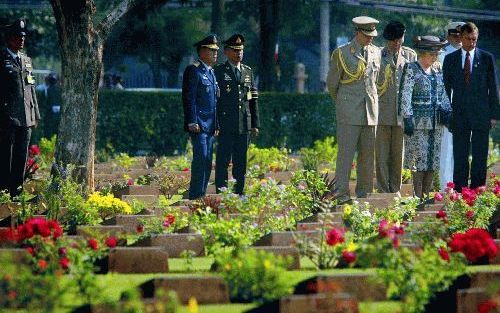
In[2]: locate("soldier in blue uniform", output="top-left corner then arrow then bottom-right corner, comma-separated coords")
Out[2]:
0,19 -> 40,196
182,35 -> 220,200
214,34 -> 259,194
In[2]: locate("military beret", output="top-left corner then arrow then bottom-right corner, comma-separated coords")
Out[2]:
5,19 -> 27,37
193,35 -> 219,50
445,21 -> 465,35
383,21 -> 406,40
413,35 -> 447,52
352,16 -> 379,37
223,34 -> 245,50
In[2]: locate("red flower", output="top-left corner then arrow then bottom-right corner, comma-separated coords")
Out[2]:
378,219 -> 390,238
28,145 -> 40,156
182,167 -> 190,172
59,257 -> 70,270
38,259 -> 47,270
475,186 -> 487,194
58,247 -> 67,256
136,225 -> 144,233
495,186 -> 500,196
477,300 -> 498,313
392,238 -> 400,249
7,290 -> 16,300
0,228 -> 18,242
434,192 -> 444,201
466,210 -> 475,219
325,228 -> 344,246
48,220 -> 63,239
87,238 -> 99,250
127,178 -> 134,186
436,210 -> 447,220
446,182 -> 455,189
105,236 -> 117,248
438,247 -> 450,262
163,214 -> 175,228
342,250 -> 356,263
461,187 -> 477,206
449,192 -> 460,201
26,246 -> 35,256
448,228 -> 497,262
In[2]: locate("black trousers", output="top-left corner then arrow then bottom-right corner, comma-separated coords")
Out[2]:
0,126 -> 32,197
452,127 -> 489,192
215,131 -> 249,194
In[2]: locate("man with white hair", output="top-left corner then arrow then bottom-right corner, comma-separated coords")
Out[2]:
438,21 -> 465,192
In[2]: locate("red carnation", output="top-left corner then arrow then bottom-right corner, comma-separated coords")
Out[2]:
434,192 -> 444,202
7,290 -> 16,300
105,236 -> 117,248
438,247 -> 450,262
127,178 -> 134,186
342,250 -> 356,264
182,167 -> 189,172
466,210 -> 474,219
448,228 -> 497,262
38,259 -> 47,270
475,186 -> 486,194
58,247 -> 67,256
436,210 -> 447,220
59,257 -> 70,270
136,225 -> 144,233
449,192 -> 460,201
446,182 -> 455,189
28,145 -> 40,156
163,214 -> 175,228
87,238 -> 99,251
325,228 -> 344,246
378,219 -> 390,238
26,246 -> 35,256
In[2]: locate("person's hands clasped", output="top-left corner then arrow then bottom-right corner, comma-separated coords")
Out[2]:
188,123 -> 200,133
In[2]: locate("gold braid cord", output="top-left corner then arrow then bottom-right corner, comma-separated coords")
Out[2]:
336,48 -> 366,84
376,64 -> 394,96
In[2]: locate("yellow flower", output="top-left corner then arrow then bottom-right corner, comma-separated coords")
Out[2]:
237,260 -> 243,268
224,263 -> 232,271
346,242 -> 358,252
343,205 -> 352,215
263,259 -> 272,269
187,297 -> 198,313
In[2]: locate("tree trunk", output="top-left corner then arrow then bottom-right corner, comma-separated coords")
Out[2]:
50,0 -> 137,190
211,0 -> 225,38
259,0 -> 280,91
319,1 -> 330,92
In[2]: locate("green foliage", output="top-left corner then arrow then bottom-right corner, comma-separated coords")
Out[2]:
376,247 -> 467,313
402,169 -> 412,184
247,144 -> 292,175
96,91 -> 336,155
0,190 -> 10,204
113,153 -> 136,170
216,249 -> 292,303
342,202 -> 377,241
38,135 -> 57,169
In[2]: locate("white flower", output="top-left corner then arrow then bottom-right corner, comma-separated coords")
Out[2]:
361,210 -> 372,217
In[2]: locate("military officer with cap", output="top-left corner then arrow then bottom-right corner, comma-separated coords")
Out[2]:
214,34 -> 259,195
0,19 -> 40,196
375,21 -> 417,194
327,16 -> 381,203
437,21 -> 464,192
182,35 -> 220,200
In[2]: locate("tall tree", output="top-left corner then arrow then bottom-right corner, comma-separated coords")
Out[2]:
49,0 -> 142,189
259,0 -> 280,91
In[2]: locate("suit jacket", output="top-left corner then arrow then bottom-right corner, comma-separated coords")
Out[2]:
182,60 -> 219,134
443,48 -> 499,130
376,46 -> 417,126
214,61 -> 259,134
0,48 -> 40,127
327,39 -> 381,126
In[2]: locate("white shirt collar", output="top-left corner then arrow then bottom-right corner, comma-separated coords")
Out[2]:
461,48 -> 475,60
199,59 -> 212,71
228,61 -> 241,72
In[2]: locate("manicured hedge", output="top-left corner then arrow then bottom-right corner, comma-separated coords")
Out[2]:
34,90 -> 336,155
96,90 -> 336,155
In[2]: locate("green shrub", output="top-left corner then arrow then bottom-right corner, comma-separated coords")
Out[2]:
216,249 -> 292,303
94,91 -> 336,155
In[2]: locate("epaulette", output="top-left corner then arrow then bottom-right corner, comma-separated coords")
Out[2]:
242,64 -> 251,70
192,61 -> 200,67
401,46 -> 417,57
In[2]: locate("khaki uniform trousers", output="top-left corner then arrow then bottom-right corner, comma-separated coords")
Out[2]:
375,125 -> 404,193
336,124 -> 375,198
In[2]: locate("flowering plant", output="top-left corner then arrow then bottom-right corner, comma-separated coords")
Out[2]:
448,228 -> 497,263
85,192 -> 132,220
24,145 -> 41,181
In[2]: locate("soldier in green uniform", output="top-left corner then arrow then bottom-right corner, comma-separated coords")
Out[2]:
327,16 -> 381,203
375,21 -> 417,194
0,19 -> 40,196
214,34 -> 259,194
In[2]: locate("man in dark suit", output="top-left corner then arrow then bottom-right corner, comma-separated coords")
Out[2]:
443,22 -> 499,191
182,35 -> 220,200
214,34 -> 259,194
0,19 -> 40,197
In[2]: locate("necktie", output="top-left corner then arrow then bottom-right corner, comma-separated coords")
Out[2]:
15,56 -> 21,66
235,67 -> 241,82
363,48 -> 368,61
464,52 -> 471,85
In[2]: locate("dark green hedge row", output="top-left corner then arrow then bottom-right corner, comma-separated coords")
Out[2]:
95,91 -> 336,155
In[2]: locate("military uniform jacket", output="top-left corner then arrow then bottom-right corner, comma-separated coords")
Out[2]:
182,60 -> 219,133
214,61 -> 259,134
376,46 -> 417,126
327,40 -> 381,126
0,48 -> 40,127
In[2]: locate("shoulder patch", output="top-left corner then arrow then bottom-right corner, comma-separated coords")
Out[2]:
242,64 -> 251,70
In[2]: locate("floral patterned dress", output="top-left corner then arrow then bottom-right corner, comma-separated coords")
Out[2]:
399,62 -> 452,171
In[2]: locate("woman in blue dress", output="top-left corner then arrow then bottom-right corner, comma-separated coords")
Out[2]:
399,36 -> 452,199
